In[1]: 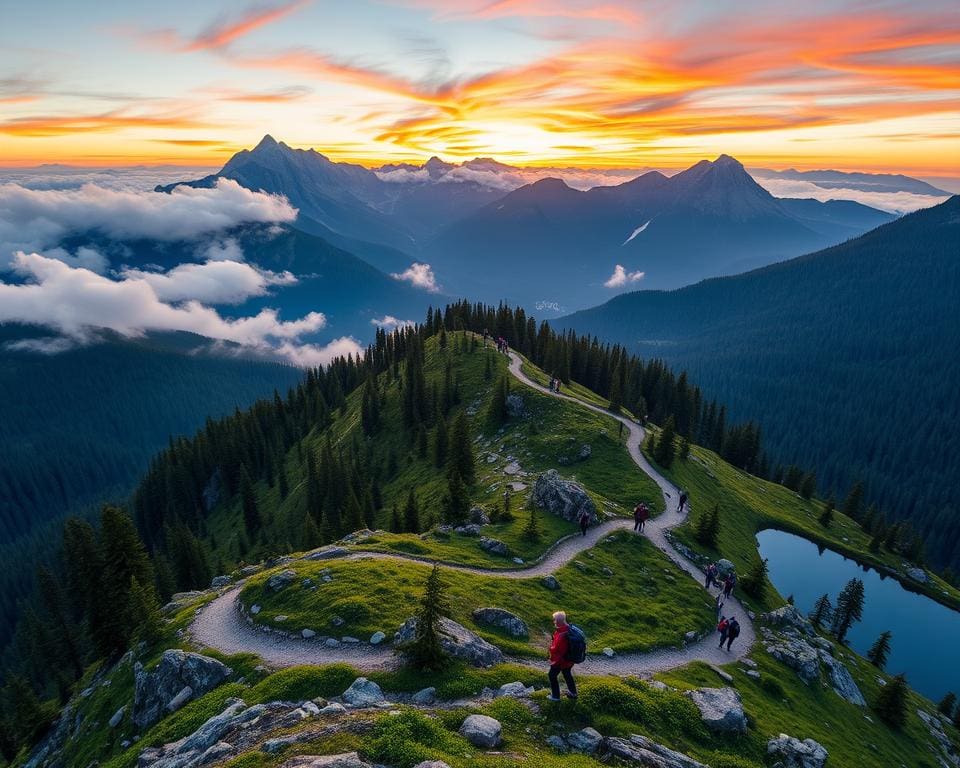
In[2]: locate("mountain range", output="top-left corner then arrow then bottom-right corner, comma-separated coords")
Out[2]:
558,194 -> 960,571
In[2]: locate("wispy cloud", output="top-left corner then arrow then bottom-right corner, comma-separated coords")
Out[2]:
391,262 -> 440,292
370,314 -> 415,329
604,264 -> 644,288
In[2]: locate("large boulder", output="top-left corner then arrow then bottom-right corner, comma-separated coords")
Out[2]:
604,734 -> 708,768
479,537 -> 509,556
395,616 -> 504,667
767,734 -> 829,768
906,566 -> 928,583
472,607 -> 529,637
281,754 -> 372,768
715,559 -> 736,578
468,506 -> 490,525
532,470 -> 597,523
762,605 -> 814,635
764,632 -> 822,683
566,727 -> 602,754
303,546 -> 350,561
459,714 -> 502,748
267,569 -> 297,591
817,650 -> 866,705
684,687 -> 747,734
341,677 -> 385,707
133,650 -> 232,730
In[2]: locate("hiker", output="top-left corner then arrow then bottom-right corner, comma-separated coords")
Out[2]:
633,502 -> 644,532
723,572 -> 736,599
638,502 -> 649,531
715,590 -> 725,613
555,379 -> 562,394
725,617 -> 741,651
546,610 -> 579,701
704,562 -> 717,589
677,490 -> 688,513
578,510 -> 590,537
717,616 -> 729,649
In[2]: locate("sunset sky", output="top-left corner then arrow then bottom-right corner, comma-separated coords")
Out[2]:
1,0 -> 958,174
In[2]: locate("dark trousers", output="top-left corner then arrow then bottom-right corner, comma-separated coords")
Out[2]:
704,574 -> 712,588
718,633 -> 728,648
580,522 -> 588,536
634,520 -> 641,531
726,635 -> 736,651
549,665 -> 577,698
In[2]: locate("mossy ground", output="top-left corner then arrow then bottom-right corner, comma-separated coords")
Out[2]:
241,533 -> 716,656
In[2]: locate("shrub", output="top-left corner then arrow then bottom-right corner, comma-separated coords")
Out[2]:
367,710 -> 462,768
248,664 -> 358,704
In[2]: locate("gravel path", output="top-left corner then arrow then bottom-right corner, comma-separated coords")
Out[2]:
189,348 -> 756,675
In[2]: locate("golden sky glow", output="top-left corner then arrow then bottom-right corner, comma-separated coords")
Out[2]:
0,0 -> 957,174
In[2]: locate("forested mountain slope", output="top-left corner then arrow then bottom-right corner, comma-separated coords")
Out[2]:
559,195 -> 960,571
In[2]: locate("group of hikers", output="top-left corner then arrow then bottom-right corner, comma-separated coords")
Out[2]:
548,375 -> 563,394
481,329 -> 510,354
704,561 -> 741,650
633,501 -> 650,531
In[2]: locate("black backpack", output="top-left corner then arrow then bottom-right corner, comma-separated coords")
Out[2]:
565,624 -> 587,663
729,621 -> 740,639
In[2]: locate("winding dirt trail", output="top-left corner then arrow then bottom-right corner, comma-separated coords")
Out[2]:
189,348 -> 756,675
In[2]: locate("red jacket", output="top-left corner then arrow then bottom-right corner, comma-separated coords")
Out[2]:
550,625 -> 574,669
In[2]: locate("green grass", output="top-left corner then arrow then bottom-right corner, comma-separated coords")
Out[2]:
645,436 -> 960,612
240,533 -> 716,656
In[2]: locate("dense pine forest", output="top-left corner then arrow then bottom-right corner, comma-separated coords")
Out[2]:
561,196 -> 960,573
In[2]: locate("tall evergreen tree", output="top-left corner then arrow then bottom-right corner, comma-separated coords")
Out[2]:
98,505 -> 154,656
408,564 -> 451,671
522,507 -> 541,542
740,556 -> 768,598
433,415 -> 449,468
443,470 -> 469,523
937,692 -> 956,717
809,593 -> 833,628
799,472 -> 816,500
874,674 -> 908,728
240,465 -> 261,536
867,630 -> 892,669
403,489 -> 420,534
487,372 -> 510,426
653,416 -> 677,468
448,411 -> 476,485
832,577 -> 866,642
842,480 -> 865,522
818,498 -> 835,528
127,576 -> 163,646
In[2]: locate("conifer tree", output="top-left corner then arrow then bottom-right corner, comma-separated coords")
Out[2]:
608,363 -> 623,413
679,436 -> 690,461
448,410 -> 476,485
36,567 -> 83,678
832,577 -> 866,642
936,692 -> 956,718
653,416 -> 676,468
487,372 -> 510,426
809,593 -> 833,628
869,530 -> 883,553
344,490 -> 364,534
390,502 -> 402,534
403,489 -> 420,534
98,505 -> 154,656
522,507 -> 541,542
874,674 -> 908,728
693,504 -> 720,547
799,472 -> 816,500
5,675 -> 48,749
502,487 -> 513,521
240,465 -> 261,536
433,415 -> 449,468
443,470 -> 469,523
408,564 -> 450,671
302,512 -> 321,549
128,576 -> 163,646
842,480 -> 865,522
740,556 -> 768,598
867,630 -> 892,669
818,498 -> 835,528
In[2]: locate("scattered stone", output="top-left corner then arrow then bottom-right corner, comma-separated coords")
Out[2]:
132,650 -> 232,730
210,575 -> 232,589
604,734 -> 708,768
342,636 -> 360,643
578,444 -> 592,461
715,559 -> 736,578
684,631 -> 698,642
396,616 -> 504,667
302,578 -> 315,589
472,607 -> 529,637
479,537 -> 509,556
541,575 -> 560,590
762,605 -> 814,635
459,714 -> 502,748
573,560 -> 588,572
370,631 -> 386,645
741,658 -> 758,668
319,702 -> 347,715
455,524 -> 482,536
767,733 -> 828,768
274,615 -> 288,622
512,557 -> 524,564
302,629 -> 316,639
546,735 -> 567,752
566,727 -> 602,754
342,677 -> 385,707
166,686 -> 193,713
906,566 -> 928,584
267,569 -> 297,592
108,706 -> 125,729
504,462 -> 521,475
302,546 -> 350,561
325,638 -> 340,648
747,670 -> 761,679
411,687 -> 436,705
817,650 -> 866,705
280,753 -> 371,768
250,604 -> 261,615
239,565 -> 260,577
602,647 -> 615,657
510,482 -> 527,492
533,470 -> 597,523
413,762 -> 452,768
684,687 -> 747,734
495,681 -> 534,698
506,393 -> 526,418
468,506 -> 490,525
331,616 -> 345,627
709,665 -> 733,683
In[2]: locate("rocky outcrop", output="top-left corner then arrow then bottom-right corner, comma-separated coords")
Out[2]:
341,678 -> 385,707
604,734 -> 708,768
494,681 -> 534,698
468,506 -> 490,525
472,607 -> 529,637
541,575 -> 560,590
817,650 -> 865,706
566,727 -> 602,754
395,617 -> 504,667
459,714 -> 502,748
303,546 -> 350,561
684,687 -> 747,734
764,630 -> 821,682
506,393 -> 526,418
133,650 -> 232,730
479,537 -> 509,556
532,470 -> 597,523
210,575 -> 232,589
23,704 -> 74,768
267,569 -> 297,591
281,753 -> 372,768
762,605 -> 814,635
767,734 -> 829,768
906,566 -> 928,583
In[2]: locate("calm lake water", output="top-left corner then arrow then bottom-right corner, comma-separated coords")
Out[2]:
757,528 -> 960,702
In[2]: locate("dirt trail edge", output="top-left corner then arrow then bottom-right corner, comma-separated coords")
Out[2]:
189,348 -> 756,675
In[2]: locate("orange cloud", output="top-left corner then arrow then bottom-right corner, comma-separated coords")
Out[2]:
0,109 -> 215,138
185,0 -> 310,51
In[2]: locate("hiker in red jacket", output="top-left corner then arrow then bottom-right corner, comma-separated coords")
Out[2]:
546,610 -> 577,701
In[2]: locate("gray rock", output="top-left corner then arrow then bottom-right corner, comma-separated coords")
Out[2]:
165,686 -> 193,714
684,687 -> 747,734
132,650 -> 232,730
541,575 -> 560,590
546,735 -> 567,752
302,546 -> 351,560
684,631 -> 698,642
210,575 -> 232,589
747,670 -> 761,679
22,705 -> 74,768
762,605 -> 814,635
459,714 -> 502,748
532,470 -> 597,523
331,616 -> 345,627
319,702 -> 347,715
264,735 -> 302,753
767,733 -> 829,768
479,537 -> 509,556
341,677 -> 385,707
108,705 -> 125,728
578,444 -> 592,461
396,616 -> 504,667
765,632 -> 822,683
370,631 -> 386,645
817,650 -> 866,705
274,614 -> 288,622
341,636 -> 360,643
280,753 -> 372,768
715,559 -> 736,578
506,393 -> 526,418
267,569 -> 297,592
411,687 -> 436,705
468,506 -> 490,525
239,565 -> 260,577
472,607 -> 529,637
302,629 -> 316,639
455,524 -> 482,537
495,681 -> 534,698
413,762 -> 452,768
602,647 -> 615,657
178,699 -> 248,753
566,727 -> 602,754
605,734 -> 708,768
906,566 -> 928,583
250,604 -> 261,615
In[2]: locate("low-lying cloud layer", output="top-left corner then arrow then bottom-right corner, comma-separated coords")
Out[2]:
752,177 -> 949,214
0,178 -> 296,269
1,252 -> 360,367
120,260 -> 297,305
